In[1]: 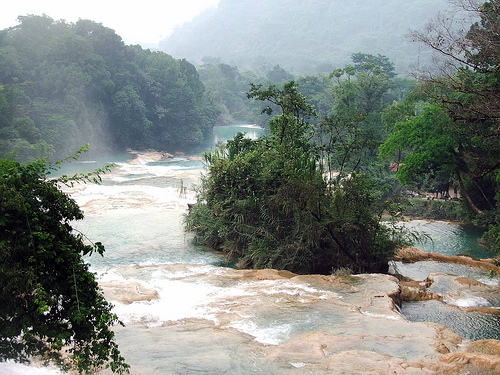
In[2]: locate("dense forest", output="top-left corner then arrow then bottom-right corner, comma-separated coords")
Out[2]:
0,15 -> 218,162
186,0 -> 500,267
160,0 -> 450,74
0,1 -> 499,371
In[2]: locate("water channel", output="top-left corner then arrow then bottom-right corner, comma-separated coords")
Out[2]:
2,124 -> 499,374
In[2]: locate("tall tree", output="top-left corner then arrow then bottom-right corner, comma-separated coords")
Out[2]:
382,0 -> 500,252
409,0 -> 500,124
0,156 -> 128,373
319,56 -> 393,178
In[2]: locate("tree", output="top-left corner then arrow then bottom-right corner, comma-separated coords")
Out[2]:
0,156 -> 128,374
409,0 -> 500,124
318,56 -> 393,178
265,65 -> 294,83
381,0 -> 500,253
401,0 -> 500,212
111,85 -> 152,149
295,75 -> 334,123
0,15 -> 217,159
186,81 -> 407,274
247,81 -> 316,147
379,102 -> 459,193
351,52 -> 396,78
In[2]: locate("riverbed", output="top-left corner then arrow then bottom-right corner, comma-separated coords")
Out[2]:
2,124 -> 499,374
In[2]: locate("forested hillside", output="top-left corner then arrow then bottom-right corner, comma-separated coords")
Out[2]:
186,0 -> 500,260
0,15 -> 217,162
160,0 -> 449,74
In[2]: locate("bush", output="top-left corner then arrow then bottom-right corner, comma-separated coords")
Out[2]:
404,198 -> 471,221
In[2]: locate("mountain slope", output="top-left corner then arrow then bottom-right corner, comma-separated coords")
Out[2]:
159,0 -> 449,74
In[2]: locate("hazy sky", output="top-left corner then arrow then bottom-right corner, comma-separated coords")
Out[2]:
0,0 -> 220,46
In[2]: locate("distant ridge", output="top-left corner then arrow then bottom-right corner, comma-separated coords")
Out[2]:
159,0 -> 449,74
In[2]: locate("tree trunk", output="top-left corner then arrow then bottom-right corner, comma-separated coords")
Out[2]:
456,168 -> 483,215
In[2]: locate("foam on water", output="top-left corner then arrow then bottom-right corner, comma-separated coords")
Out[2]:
447,297 -> 492,308
14,143 -> 499,373
0,362 -> 62,375
229,320 -> 292,345
290,362 -> 308,368
71,182 -> 195,208
361,311 -> 402,320
100,266 -> 256,326
112,280 -> 222,326
95,263 -> 344,347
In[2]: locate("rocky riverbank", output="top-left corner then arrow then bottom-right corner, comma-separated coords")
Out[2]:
98,263 -> 500,374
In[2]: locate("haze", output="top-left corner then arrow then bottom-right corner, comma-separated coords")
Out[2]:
0,0 -> 220,46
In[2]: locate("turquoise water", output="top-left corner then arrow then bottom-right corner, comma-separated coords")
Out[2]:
404,220 -> 492,259
3,124 -> 497,374
48,151 -> 132,178
396,220 -> 499,340
65,125 -> 496,345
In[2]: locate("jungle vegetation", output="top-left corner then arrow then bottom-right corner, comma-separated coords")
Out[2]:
0,15 -> 218,163
0,152 -> 129,374
185,81 -> 411,274
0,0 -> 499,372
187,0 -> 500,265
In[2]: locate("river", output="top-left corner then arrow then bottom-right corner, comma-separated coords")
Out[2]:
2,124 -> 499,374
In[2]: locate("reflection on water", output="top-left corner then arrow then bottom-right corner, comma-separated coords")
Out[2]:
401,301 -> 500,341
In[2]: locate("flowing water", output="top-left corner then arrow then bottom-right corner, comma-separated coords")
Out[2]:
392,220 -> 499,341
2,124 -> 499,374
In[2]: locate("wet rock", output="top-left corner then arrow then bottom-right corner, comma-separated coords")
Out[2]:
425,273 -> 499,309
440,351 -> 500,374
97,264 -> 499,374
400,279 -> 442,302
100,281 -> 159,304
396,247 -> 500,273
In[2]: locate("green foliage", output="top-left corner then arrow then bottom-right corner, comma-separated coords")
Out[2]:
381,1 -> 500,252
351,52 -> 396,78
187,81 -> 407,274
404,198 -> 471,221
318,55 -> 396,177
197,61 -> 258,125
247,81 -> 317,147
379,102 -> 457,186
480,180 -> 500,254
0,157 -> 128,373
0,16 -> 217,161
266,65 -> 294,83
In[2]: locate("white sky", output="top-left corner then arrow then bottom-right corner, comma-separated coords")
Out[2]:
0,0 -> 220,46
